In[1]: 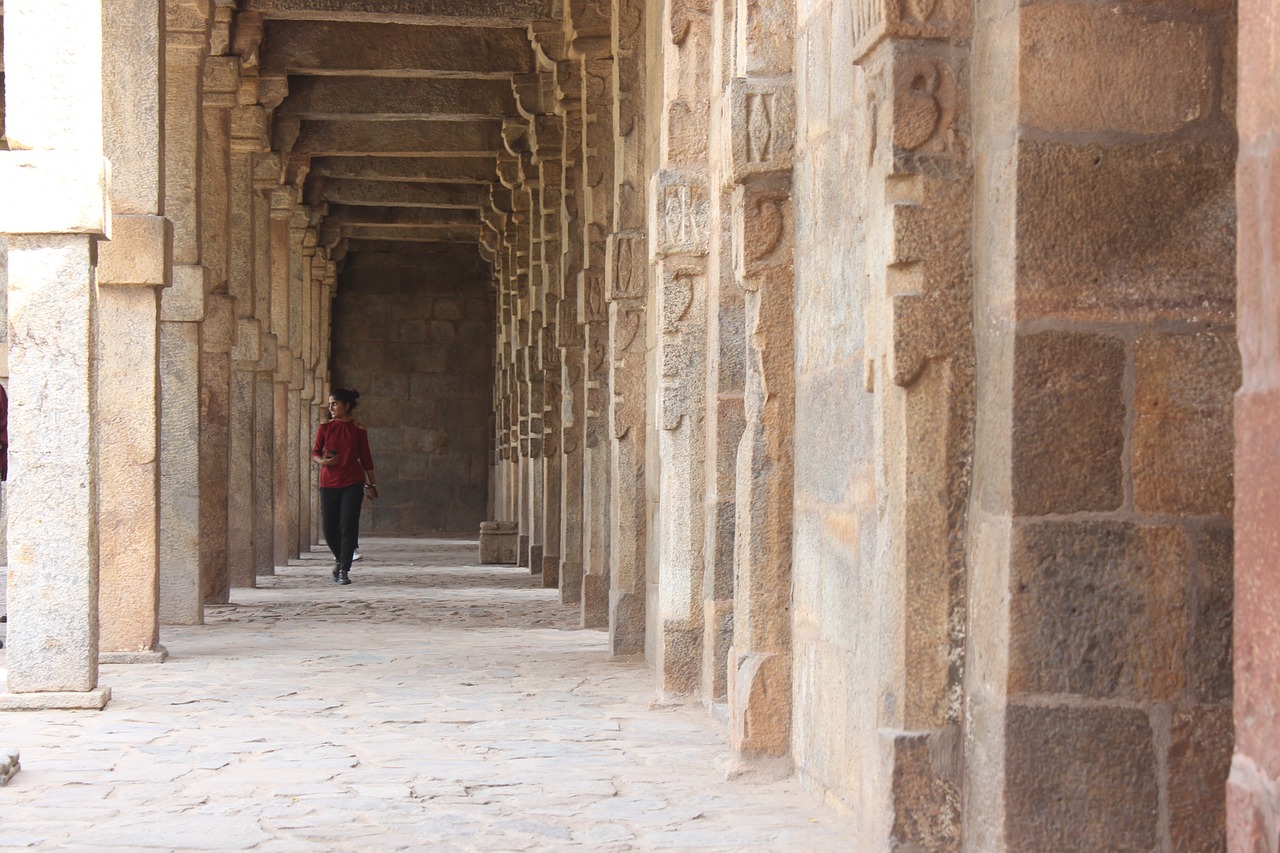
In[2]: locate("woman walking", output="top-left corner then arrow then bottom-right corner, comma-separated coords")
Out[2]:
312,388 -> 377,585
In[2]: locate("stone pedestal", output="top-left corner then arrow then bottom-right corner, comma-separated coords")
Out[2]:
479,521 -> 519,564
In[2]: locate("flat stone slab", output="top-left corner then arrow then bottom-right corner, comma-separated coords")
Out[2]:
100,646 -> 169,665
0,687 -> 111,711
0,537 -> 850,850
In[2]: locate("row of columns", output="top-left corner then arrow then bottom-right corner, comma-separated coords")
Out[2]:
484,0 -> 799,758
0,0 -> 335,706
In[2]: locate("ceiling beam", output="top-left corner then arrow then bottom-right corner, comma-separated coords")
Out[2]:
279,76 -> 518,120
291,119 -> 503,157
309,156 -> 497,184
261,21 -> 535,76
243,0 -> 549,28
318,179 -> 490,208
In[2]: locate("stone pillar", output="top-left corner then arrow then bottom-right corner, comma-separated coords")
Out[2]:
701,0 -> 744,707
0,0 -> 111,707
285,213 -> 308,560
199,50 -> 236,605
96,0 -> 171,663
1231,0 -> 1280,845
536,110 -> 566,587
269,193 -> 293,568
159,0 -> 213,625
555,53 -> 587,606
251,155 -> 279,577
965,0 -> 1237,847
853,26 -> 976,843
580,53 -> 614,630
605,0 -> 648,656
724,0 -> 797,758
651,0 -> 712,695
226,102 -> 268,588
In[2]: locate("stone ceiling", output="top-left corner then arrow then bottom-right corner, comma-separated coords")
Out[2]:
248,0 -> 554,264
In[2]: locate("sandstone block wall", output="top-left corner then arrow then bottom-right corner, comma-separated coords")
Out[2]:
331,249 -> 493,534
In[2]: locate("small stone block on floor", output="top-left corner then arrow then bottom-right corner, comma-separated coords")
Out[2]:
0,687 -> 111,711
1,749 -> 18,786
100,646 -> 169,665
479,521 -> 518,564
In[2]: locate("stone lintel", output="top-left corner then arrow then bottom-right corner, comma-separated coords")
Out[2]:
318,179 -> 489,209
98,214 -> 173,286
100,646 -> 169,665
0,687 -> 111,711
0,152 -> 110,237
291,119 -> 503,157
280,76 -> 518,120
310,155 -> 496,184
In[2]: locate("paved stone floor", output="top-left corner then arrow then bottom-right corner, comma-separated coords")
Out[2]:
0,537 -> 851,852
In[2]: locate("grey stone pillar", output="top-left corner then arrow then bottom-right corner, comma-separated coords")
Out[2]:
159,1 -> 213,625
0,0 -> 111,708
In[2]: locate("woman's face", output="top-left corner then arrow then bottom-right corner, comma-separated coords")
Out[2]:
328,397 -> 349,419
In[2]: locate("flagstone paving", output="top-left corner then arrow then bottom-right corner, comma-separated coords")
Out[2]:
0,537 -> 851,852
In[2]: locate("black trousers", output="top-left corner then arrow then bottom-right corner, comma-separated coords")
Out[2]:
320,482 -> 364,572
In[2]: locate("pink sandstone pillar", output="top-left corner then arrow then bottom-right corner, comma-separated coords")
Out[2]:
1229,0 -> 1280,847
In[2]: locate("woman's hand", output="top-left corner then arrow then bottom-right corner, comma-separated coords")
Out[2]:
363,483 -> 378,499
316,450 -> 339,467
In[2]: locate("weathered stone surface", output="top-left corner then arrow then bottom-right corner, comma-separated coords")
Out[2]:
1132,330 -> 1239,515
317,180 -> 489,209
97,285 -> 162,656
1010,521 -> 1188,700
1006,705 -> 1158,851
1011,330 -> 1125,515
98,215 -> 173,286
1020,3 -> 1212,135
5,236 -> 102,693
1168,705 -> 1231,852
1016,140 -> 1236,322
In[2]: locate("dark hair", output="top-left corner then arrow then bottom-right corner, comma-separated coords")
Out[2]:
330,388 -> 360,411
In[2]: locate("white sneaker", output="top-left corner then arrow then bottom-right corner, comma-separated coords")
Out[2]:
352,550 -> 363,562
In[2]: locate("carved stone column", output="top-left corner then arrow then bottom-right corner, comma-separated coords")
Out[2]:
268,190 -> 294,569
0,0 -> 111,707
554,52 -> 587,605
198,44 -> 237,606
96,0 -> 171,664
227,98 -> 268,588
251,155 -> 280,577
651,0 -> 713,695
725,0 -> 797,757
579,54 -> 614,630
605,0 -> 648,656
859,33 -> 974,847
159,0 -> 213,626
701,0 -> 744,706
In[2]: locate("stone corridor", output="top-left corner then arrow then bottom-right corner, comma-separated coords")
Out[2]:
0,537 -> 850,852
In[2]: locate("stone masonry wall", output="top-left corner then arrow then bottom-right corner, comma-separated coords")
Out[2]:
331,248 -> 493,534
967,0 -> 1238,848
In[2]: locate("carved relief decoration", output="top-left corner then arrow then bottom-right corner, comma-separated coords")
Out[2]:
728,78 -> 794,184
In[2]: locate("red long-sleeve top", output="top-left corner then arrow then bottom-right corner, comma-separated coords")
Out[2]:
312,419 -> 374,489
